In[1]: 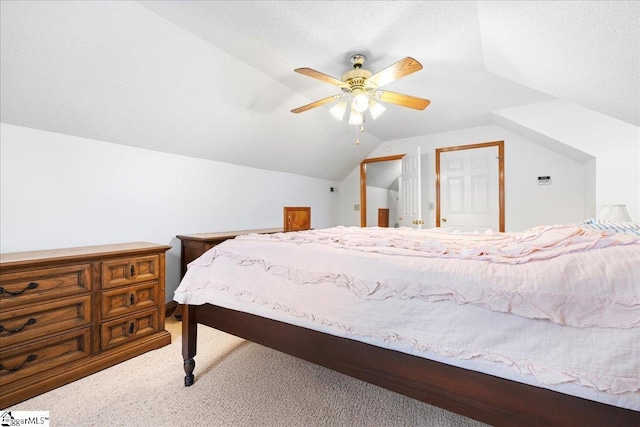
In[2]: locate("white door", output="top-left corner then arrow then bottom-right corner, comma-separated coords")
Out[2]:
399,147 -> 422,228
439,145 -> 500,232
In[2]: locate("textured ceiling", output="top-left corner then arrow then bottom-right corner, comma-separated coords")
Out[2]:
1,1 -> 637,181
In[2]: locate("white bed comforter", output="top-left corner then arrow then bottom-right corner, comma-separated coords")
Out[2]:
174,224 -> 640,409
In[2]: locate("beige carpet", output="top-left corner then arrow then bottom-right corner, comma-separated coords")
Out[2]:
8,318 -> 489,426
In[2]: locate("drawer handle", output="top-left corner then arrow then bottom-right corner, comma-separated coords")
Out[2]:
0,281 -> 39,296
0,317 -> 37,334
0,354 -> 38,373
128,322 -> 135,335
130,294 -> 135,306
130,265 -> 136,277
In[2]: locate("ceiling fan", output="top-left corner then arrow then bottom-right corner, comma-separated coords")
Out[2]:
291,54 -> 431,126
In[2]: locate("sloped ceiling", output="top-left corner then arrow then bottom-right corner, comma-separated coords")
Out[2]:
1,1 -> 637,181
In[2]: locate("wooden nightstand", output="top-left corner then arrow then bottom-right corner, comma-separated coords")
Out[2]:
284,207 -> 311,232
176,228 -> 283,277
174,228 -> 283,320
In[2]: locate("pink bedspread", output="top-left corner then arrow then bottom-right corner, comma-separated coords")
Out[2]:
175,224 -> 640,403
208,224 -> 640,329
245,223 -> 638,264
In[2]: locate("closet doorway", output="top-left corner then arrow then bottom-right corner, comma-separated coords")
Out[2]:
360,155 -> 405,227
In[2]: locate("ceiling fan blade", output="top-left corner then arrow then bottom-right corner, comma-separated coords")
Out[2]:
366,57 -> 423,88
291,95 -> 342,113
374,90 -> 431,110
294,68 -> 349,89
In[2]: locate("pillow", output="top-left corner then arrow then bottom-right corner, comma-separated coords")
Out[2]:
577,218 -> 640,237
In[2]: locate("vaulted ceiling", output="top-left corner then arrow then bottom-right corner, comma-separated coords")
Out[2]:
1,1 -> 638,181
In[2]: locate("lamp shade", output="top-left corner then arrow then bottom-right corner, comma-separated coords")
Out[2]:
597,205 -> 610,219
597,204 -> 631,221
348,108 -> 363,126
607,204 -> 632,221
329,101 -> 347,120
368,99 -> 385,120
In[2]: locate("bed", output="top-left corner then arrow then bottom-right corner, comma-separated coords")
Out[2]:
174,224 -> 640,426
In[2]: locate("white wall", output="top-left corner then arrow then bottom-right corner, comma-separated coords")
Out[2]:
339,166 -> 362,226
365,186 -> 388,227
339,124 -> 588,232
494,100 -> 640,220
363,186 -> 399,227
0,124 -> 340,300
387,189 -> 399,228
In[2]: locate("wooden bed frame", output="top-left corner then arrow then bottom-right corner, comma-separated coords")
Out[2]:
181,303 -> 639,427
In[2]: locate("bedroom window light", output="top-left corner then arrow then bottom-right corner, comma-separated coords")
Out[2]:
597,204 -> 632,221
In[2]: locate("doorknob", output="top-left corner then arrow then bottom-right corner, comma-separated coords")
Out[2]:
442,217 -> 447,223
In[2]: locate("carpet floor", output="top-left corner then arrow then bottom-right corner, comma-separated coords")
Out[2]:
8,318 -> 489,426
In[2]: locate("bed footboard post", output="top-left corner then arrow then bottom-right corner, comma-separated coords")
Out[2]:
181,304 -> 197,386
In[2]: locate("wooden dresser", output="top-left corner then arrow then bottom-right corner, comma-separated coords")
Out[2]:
0,242 -> 172,408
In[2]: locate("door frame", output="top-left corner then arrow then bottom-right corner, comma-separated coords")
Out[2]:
435,141 -> 505,232
360,154 -> 406,227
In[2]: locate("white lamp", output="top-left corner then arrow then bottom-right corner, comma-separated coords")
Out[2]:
597,204 -> 632,221
597,205 -> 610,219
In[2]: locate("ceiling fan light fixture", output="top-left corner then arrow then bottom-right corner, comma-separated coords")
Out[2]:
348,108 -> 363,126
352,92 -> 370,113
292,55 -> 430,132
368,99 -> 385,120
329,101 -> 347,121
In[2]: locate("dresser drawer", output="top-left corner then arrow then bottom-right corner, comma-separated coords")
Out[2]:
0,295 -> 91,349
102,255 -> 160,289
0,264 -> 91,310
0,328 -> 91,387
100,308 -> 159,351
101,281 -> 159,320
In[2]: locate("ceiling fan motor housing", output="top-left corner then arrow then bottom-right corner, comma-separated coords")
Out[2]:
350,54 -> 366,67
342,54 -> 374,93
342,68 -> 373,93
